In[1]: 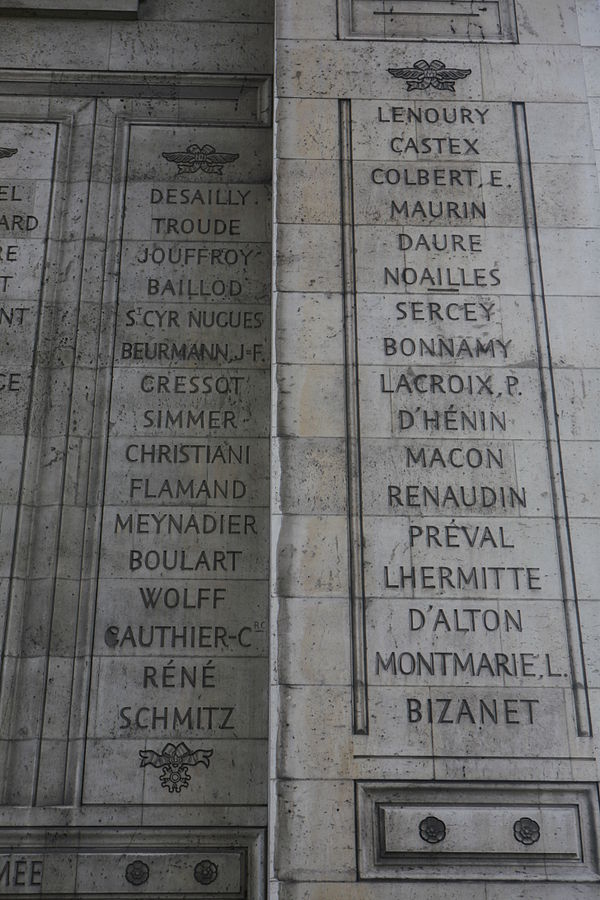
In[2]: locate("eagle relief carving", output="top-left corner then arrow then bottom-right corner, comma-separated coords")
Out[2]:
388,59 -> 472,92
162,143 -> 239,176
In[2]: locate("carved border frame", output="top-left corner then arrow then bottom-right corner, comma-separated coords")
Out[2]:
356,781 -> 600,881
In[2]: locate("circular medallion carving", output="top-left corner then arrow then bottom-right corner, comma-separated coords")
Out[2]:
194,859 -> 218,885
418,815 -> 447,844
513,817 -> 540,845
125,860 -> 150,886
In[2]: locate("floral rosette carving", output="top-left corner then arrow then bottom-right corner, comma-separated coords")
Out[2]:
513,817 -> 540,845
194,859 -> 219,885
418,815 -> 447,844
160,759 -> 190,793
125,860 -> 149,886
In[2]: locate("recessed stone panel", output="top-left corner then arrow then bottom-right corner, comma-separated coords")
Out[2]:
83,116 -> 271,819
0,827 -> 264,897
340,0 -> 518,42
357,782 -> 600,881
342,91 -> 591,757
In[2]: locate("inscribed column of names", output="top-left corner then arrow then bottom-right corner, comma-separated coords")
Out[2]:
350,96 -> 578,758
83,124 -> 270,805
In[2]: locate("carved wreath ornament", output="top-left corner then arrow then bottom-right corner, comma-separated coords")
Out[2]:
139,742 -> 213,792
388,59 -> 472,92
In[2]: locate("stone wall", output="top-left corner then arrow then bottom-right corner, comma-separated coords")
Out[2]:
0,2 -> 274,897
0,0 -> 597,897
273,0 -> 600,896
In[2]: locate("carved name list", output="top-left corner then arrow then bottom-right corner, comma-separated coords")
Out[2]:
344,82 -> 587,758
83,124 -> 271,804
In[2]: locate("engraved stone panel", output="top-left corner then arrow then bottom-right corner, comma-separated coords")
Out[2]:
83,120 -> 271,809
342,90 -> 591,760
0,75 -> 270,899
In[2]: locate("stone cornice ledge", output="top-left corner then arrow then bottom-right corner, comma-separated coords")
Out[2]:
0,0 -> 139,17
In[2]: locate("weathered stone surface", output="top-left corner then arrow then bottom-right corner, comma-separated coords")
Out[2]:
272,0 -> 600,894
0,58 -> 271,900
0,0 -> 597,896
